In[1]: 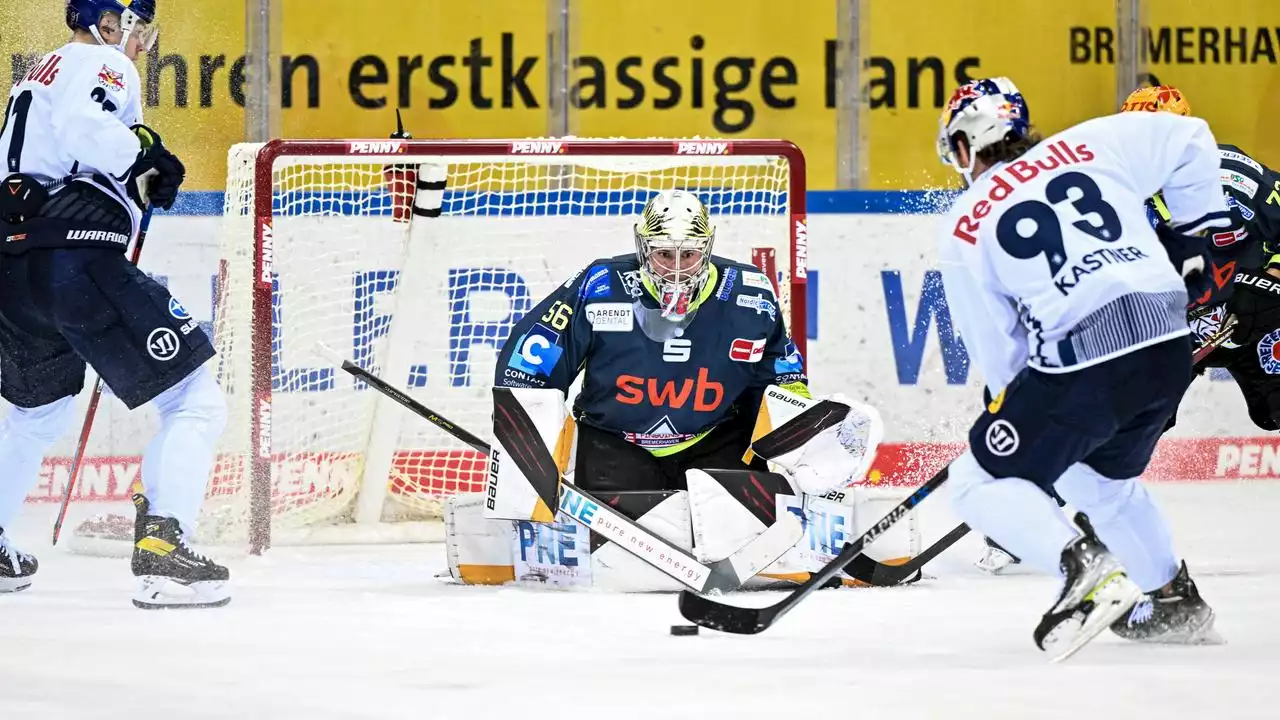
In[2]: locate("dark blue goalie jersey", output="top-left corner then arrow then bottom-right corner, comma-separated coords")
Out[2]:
495,254 -> 808,453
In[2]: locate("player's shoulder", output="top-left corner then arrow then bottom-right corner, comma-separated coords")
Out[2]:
1217,143 -> 1267,181
707,256 -> 778,300
563,254 -> 642,302
62,43 -> 139,88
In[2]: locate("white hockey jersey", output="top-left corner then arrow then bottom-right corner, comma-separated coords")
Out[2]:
938,111 -> 1231,396
0,42 -> 144,224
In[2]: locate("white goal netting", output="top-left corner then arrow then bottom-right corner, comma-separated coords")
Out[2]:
201,139 -> 804,551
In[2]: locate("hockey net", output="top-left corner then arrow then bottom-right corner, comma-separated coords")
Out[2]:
201,139 -> 807,552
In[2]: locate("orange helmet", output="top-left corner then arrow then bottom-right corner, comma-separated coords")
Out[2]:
1121,85 -> 1191,116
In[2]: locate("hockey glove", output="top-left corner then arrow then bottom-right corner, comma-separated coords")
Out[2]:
127,124 -> 185,211
1226,268 -> 1280,346
1154,223 -> 1211,300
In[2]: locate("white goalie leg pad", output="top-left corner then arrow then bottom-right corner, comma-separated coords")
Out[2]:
748,385 -> 883,495
686,469 -> 812,585
485,387 -> 574,522
446,493 -> 516,586
588,492 -> 694,592
820,485 -> 919,568
448,490 -> 697,592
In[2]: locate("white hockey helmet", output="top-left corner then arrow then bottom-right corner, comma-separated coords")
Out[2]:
936,77 -> 1032,182
634,190 -> 716,319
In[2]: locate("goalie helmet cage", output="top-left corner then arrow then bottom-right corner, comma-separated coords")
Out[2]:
210,138 -> 808,554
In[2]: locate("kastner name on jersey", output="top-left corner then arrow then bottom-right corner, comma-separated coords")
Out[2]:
940,111 -> 1230,393
495,254 -> 806,450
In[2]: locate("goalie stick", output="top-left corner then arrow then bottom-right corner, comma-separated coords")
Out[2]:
844,320 -> 1238,587
679,465 -> 951,634
319,346 -> 804,594
52,205 -> 154,546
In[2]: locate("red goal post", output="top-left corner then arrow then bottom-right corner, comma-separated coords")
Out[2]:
210,138 -> 808,553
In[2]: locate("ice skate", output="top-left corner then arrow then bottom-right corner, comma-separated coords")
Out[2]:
1111,561 -> 1222,645
975,535 -> 1021,575
132,495 -> 230,610
1033,534 -> 1143,662
0,527 -> 37,593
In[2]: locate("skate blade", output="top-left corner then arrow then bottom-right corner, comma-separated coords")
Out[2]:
1046,573 -> 1144,663
1164,610 -> 1226,646
0,577 -> 32,593
975,548 -> 1018,575
133,576 -> 230,610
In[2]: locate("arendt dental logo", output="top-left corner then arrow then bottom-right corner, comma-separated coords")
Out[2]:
511,141 -> 565,154
585,303 -> 633,332
985,419 -> 1019,456
347,140 -> 406,154
676,141 -> 731,155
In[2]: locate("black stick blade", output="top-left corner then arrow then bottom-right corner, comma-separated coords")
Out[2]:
678,590 -> 776,635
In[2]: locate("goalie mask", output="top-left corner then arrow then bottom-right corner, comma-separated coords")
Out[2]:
634,190 -> 716,320
66,0 -> 160,56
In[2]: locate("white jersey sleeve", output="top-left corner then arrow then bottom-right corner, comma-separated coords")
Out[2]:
1096,111 -> 1231,235
1,43 -> 142,183
938,240 -> 1027,396
938,112 -> 1229,387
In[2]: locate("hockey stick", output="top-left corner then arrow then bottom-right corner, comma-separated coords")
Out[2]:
1191,314 -> 1237,365
52,205 -> 155,545
843,521 -> 969,586
679,465 -> 951,634
318,345 -> 804,594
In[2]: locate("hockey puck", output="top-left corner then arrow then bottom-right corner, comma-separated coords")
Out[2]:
670,624 -> 699,636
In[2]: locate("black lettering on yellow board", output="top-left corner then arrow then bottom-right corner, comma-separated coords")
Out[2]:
21,32 -> 987,133
1070,26 -> 1280,65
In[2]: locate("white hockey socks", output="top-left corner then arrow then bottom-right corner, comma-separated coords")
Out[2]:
0,396 -> 75,530
949,450 -> 1079,577
141,366 -> 227,535
1054,463 -> 1179,593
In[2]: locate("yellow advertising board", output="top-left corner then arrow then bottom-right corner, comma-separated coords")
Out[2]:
865,0 -> 1115,189
1137,0 -> 1280,167
2,2 -> 1277,192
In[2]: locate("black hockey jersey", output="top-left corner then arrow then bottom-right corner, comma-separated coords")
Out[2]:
1150,144 -> 1280,339
495,254 -> 807,453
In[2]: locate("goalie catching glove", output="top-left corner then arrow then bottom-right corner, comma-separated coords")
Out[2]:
747,385 -> 883,495
126,124 -> 185,211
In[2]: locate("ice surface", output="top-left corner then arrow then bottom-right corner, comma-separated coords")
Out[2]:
3,482 -> 1279,720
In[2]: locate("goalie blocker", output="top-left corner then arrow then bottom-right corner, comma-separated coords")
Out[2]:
446,385 -> 919,590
